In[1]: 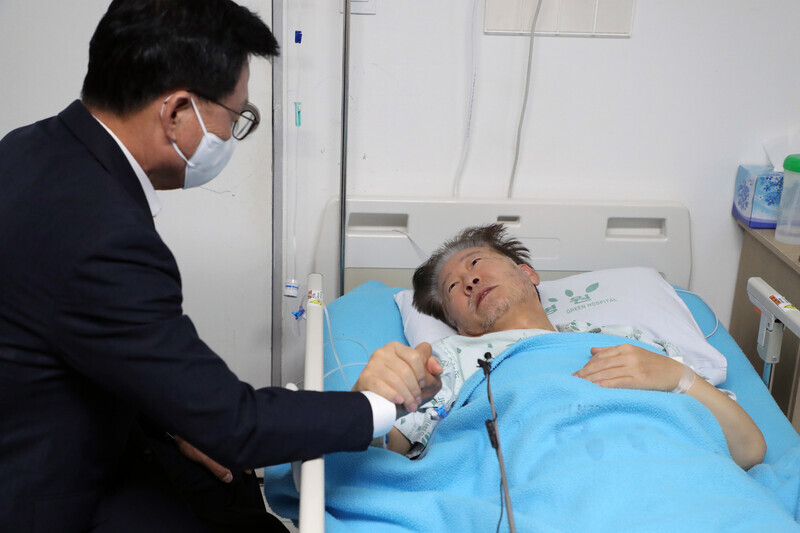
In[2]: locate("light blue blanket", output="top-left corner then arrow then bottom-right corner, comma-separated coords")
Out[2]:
265,333 -> 800,531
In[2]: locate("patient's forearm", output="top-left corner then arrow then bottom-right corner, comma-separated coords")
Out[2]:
686,377 -> 766,470
386,427 -> 412,455
576,345 -> 766,470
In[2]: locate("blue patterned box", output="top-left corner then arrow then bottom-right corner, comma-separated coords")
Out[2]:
732,165 -> 784,228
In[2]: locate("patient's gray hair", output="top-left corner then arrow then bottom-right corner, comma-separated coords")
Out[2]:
412,223 -> 533,328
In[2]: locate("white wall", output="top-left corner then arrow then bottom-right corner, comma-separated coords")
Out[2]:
278,0 -> 800,382
155,0 -> 275,388
0,0 -> 275,388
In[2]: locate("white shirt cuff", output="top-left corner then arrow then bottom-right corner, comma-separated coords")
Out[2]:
361,391 -> 396,438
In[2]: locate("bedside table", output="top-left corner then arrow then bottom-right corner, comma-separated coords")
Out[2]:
729,219 -> 800,432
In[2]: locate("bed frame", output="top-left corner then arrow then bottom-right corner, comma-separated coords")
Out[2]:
294,197 -> 695,532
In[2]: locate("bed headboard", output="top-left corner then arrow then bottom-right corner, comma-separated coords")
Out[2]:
313,197 -> 692,295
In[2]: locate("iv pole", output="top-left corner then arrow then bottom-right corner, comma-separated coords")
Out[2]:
338,0 -> 352,297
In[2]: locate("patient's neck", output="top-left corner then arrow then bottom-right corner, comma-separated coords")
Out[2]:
459,306 -> 556,337
490,309 -> 556,334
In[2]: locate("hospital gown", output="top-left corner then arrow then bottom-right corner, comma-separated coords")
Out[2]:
393,321 -> 712,459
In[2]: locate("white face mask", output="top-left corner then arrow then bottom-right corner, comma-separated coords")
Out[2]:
164,97 -> 236,189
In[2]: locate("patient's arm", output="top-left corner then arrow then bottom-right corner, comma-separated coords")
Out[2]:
573,344 -> 766,470
386,428 -> 412,455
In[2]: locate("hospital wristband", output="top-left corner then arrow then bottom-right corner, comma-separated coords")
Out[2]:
361,391 -> 397,438
671,364 -> 697,394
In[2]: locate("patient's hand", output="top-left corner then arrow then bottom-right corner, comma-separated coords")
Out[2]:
353,341 -> 443,416
573,344 -> 683,392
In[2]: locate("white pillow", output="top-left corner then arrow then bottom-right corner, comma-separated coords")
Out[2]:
393,289 -> 457,347
393,267 -> 726,385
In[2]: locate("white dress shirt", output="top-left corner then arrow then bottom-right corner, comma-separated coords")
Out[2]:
93,116 -> 161,217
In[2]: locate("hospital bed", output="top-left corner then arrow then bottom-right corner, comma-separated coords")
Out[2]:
266,198 -> 800,532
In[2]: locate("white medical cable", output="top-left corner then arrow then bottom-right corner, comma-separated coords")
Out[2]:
674,288 -> 721,339
330,336 -> 372,358
325,362 -> 366,382
452,0 -> 480,197
293,363 -> 368,389
292,334 -> 371,388
392,229 -> 429,263
323,302 -> 353,388
507,0 -> 543,198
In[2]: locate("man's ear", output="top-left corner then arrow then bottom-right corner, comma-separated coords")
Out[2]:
519,264 -> 540,286
159,91 -> 193,142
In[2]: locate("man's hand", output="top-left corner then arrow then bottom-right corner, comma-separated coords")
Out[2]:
573,344 -> 684,392
173,435 -> 252,483
353,341 -> 443,416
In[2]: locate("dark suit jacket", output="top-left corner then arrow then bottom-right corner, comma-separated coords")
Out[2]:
0,101 -> 372,532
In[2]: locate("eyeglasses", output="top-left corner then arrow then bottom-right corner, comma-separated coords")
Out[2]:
191,91 -> 260,141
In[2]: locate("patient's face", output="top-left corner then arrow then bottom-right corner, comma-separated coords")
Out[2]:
438,246 -> 542,336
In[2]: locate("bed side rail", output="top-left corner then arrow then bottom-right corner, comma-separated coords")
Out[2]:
298,273 -> 326,532
747,277 -> 800,389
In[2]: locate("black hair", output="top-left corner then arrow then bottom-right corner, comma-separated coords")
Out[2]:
81,0 -> 279,115
412,224 -> 533,328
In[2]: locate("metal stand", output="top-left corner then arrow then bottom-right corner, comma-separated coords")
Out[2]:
747,277 -> 800,390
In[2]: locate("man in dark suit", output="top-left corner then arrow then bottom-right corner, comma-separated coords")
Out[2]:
0,1 -> 442,531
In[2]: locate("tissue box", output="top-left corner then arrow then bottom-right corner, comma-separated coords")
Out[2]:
732,165 -> 784,228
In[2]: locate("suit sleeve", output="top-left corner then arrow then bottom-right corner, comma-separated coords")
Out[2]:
51,225 -> 373,469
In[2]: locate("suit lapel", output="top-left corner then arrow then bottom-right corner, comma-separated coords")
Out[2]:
58,100 -> 153,222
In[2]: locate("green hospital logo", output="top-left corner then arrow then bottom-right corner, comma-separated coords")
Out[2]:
544,282 -> 609,316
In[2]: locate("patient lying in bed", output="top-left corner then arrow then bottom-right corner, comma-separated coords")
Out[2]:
264,224 -> 800,531
393,322 -> 726,459
354,224 -> 766,470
